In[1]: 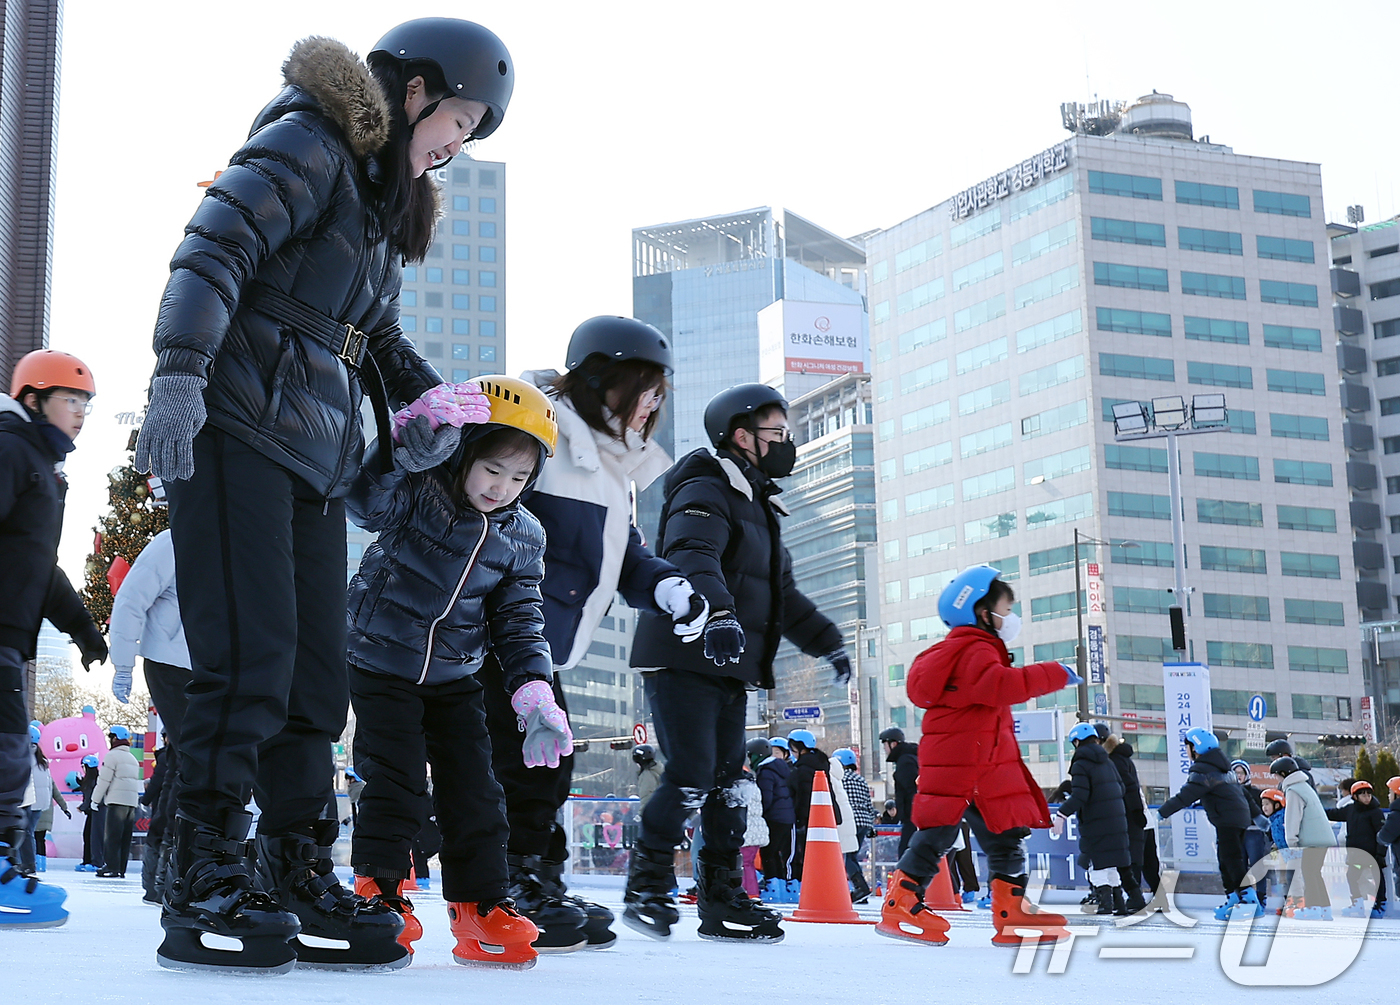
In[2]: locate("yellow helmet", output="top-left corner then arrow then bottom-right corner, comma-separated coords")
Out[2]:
474,375 -> 558,457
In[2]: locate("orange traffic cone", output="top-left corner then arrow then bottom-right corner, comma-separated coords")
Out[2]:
923,863 -> 968,912
788,772 -> 875,926
403,866 -> 419,892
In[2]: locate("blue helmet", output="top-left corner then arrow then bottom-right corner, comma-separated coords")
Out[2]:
81,754 -> 99,768
768,737 -> 789,751
107,724 -> 131,741
1184,727 -> 1218,752
938,565 -> 1002,628
832,748 -> 857,767
1067,722 -> 1099,743
65,771 -> 79,789
28,724 -> 41,743
787,729 -> 816,749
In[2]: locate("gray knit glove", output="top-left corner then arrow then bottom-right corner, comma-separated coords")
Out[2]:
394,413 -> 461,472
135,375 -> 207,481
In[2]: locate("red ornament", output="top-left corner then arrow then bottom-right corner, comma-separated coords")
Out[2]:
107,555 -> 132,596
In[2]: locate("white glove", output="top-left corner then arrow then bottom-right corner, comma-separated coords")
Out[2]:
112,666 -> 133,704
1050,814 -> 1066,838
655,576 -> 710,642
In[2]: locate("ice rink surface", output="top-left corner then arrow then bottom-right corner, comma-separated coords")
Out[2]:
5,864 -> 1397,1004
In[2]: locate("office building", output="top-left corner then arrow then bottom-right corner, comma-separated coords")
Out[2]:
867,93 -> 1364,785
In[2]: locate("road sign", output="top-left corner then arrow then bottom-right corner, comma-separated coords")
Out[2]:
1245,721 -> 1266,750
782,706 -> 823,721
1087,624 -> 1106,684
632,723 -> 647,746
1248,694 -> 1266,722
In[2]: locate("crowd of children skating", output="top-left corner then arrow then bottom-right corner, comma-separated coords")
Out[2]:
4,14 -> 1400,979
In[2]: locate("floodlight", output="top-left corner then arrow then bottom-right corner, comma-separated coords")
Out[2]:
1151,395 -> 1187,430
1111,400 -> 1149,435
1191,393 -> 1227,427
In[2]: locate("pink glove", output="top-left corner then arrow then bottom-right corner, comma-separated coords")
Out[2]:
510,680 -> 574,769
391,382 -> 493,443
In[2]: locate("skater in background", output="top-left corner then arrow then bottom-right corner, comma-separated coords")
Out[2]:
626,384 -> 849,944
1326,780 -> 1387,918
487,316 -> 706,952
1051,724 -> 1129,915
787,729 -> 844,884
76,756 -> 104,873
633,745 -> 663,807
22,727 -> 70,875
881,727 -> 919,857
1378,778 -> 1400,901
1230,759 -> 1271,908
1266,739 -> 1316,787
347,378 -> 561,968
1103,733 -> 1149,912
1159,729 -> 1258,919
133,20 -> 513,973
0,349 -> 105,928
1270,755 -> 1336,918
834,748 -> 874,904
876,565 -> 1076,948
140,740 -> 172,904
108,529 -> 191,734
754,737 -> 795,898
737,760 -> 768,898
92,726 -> 141,879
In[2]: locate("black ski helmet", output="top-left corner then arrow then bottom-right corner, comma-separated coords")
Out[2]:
745,737 -> 772,759
632,743 -> 656,766
1269,755 -> 1299,777
703,383 -> 788,448
370,19 -> 514,139
565,316 -> 674,376
878,727 -> 905,743
1265,738 -> 1293,759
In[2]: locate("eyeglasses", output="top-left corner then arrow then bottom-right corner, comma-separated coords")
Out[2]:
750,425 -> 793,442
639,388 -> 665,409
51,394 -> 93,416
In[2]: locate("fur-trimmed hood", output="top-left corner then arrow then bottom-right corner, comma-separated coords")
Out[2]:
281,36 -> 390,159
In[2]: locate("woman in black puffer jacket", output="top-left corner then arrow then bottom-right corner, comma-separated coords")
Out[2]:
133,20 -> 519,974
1053,726 -> 1130,914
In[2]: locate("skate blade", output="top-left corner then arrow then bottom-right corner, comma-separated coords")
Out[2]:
452,945 -> 537,970
583,933 -> 618,950
157,931 -> 298,975
696,928 -> 785,944
534,939 -> 588,954
874,922 -> 948,946
0,913 -> 69,929
157,950 -> 297,976
621,913 -> 672,941
991,927 -> 1072,947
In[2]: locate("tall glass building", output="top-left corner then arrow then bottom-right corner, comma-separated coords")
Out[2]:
867,94 -> 1363,786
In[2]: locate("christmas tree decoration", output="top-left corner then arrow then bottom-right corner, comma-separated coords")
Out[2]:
81,440 -> 170,627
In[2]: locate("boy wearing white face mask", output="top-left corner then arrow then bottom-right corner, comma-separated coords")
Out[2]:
876,565 -> 1081,948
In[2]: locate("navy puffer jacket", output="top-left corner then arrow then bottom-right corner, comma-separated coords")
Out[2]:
756,757 -> 795,826
1056,741 -> 1130,870
346,433 -> 552,691
1158,747 -> 1252,830
149,38 -> 439,498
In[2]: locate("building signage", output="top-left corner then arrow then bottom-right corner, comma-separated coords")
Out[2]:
1012,709 -> 1059,743
703,257 -> 768,278
758,299 -> 866,376
1086,624 -> 1106,685
1361,696 -> 1378,745
783,705 -> 823,721
1163,662 -> 1216,870
1086,562 -> 1104,616
949,141 -> 1071,220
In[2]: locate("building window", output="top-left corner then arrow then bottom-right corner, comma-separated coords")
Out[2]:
422,342 -> 442,357
957,380 -> 1011,416
1094,261 -> 1168,291
888,664 -> 906,685
402,290 -> 418,307
1089,170 -> 1162,200
453,294 -> 471,310
1097,307 -> 1170,337
1028,545 -> 1076,576
1284,599 -> 1344,626
1183,316 -> 1248,344
452,245 -> 471,261
478,169 -> 496,187
904,485 -> 954,515
1012,220 -> 1076,264
1389,476 -> 1400,495
1023,444 -> 1092,482
1025,493 -> 1093,528
902,401 -> 951,434
1214,690 -> 1279,716
402,315 -> 417,332
1120,682 -> 1168,709
1194,452 -> 1258,480
953,294 -> 1005,333
902,361 -> 949,394
1226,410 -> 1257,434
1019,356 -> 1084,396
1207,641 -> 1274,669
425,317 -> 442,333
403,266 -> 418,281
1021,400 -> 1087,439
452,368 -> 471,381
1113,540 -> 1173,567
897,279 -> 946,315
958,425 -> 1009,459
1013,265 -> 1079,309
452,318 -> 470,336
1100,353 -> 1174,381
424,292 -> 443,308
1105,443 -> 1168,474
1279,551 -> 1340,579
1253,190 -> 1310,217
962,467 -> 1015,501
1181,271 -> 1246,299
1256,235 -> 1314,262
479,197 -> 497,213
1187,361 -> 1252,389
1292,695 -> 1350,720
895,235 -> 943,272
479,271 -> 497,288
1033,640 -> 1077,663
1266,369 -> 1325,396
1090,217 -> 1165,246
908,440 -> 955,470
1382,397 -> 1400,415
1117,638 -> 1175,665
479,221 -> 497,238
452,195 -> 470,211
452,344 -> 472,360
1269,413 -> 1327,441
1378,356 -> 1400,377
478,246 -> 497,262
1203,594 -> 1270,621
1375,318 -> 1400,339
1200,546 -> 1267,574
951,209 -> 1001,247
1017,310 -> 1083,351
956,336 -> 1008,375
898,319 -> 947,354
1175,181 -> 1239,209
1274,459 -> 1332,486
907,528 -> 957,557
1277,505 -> 1336,533
1108,491 -> 1171,521
1197,499 -> 1263,527
480,321 -> 497,337
449,270 -> 468,286
480,296 -> 497,312
1263,324 -> 1322,353
1179,226 -> 1243,256
1010,172 -> 1074,220
479,345 -> 496,362
1114,586 -> 1173,615
425,267 -> 443,283
452,167 -> 471,185
1030,591 -> 1085,622
1260,280 -> 1318,307
452,219 -> 470,236
1385,437 -> 1400,455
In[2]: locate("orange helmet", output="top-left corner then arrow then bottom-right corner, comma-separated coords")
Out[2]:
10,349 -> 96,398
1350,780 -> 1373,796
1260,788 -> 1285,804
1388,777 -> 1400,797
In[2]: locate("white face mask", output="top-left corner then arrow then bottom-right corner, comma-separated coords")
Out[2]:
992,610 -> 1022,644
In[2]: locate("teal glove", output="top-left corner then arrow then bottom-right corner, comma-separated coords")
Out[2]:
1059,662 -> 1083,686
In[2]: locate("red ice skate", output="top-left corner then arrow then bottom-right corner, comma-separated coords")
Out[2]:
874,869 -> 950,946
989,875 -> 1070,947
448,899 -> 539,969
355,876 -> 422,954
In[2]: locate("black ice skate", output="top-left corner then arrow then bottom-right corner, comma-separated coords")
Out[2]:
256,819 -> 408,971
695,853 -> 784,944
157,811 -> 300,974
622,843 -> 680,940
507,854 -> 588,952
539,857 -> 617,949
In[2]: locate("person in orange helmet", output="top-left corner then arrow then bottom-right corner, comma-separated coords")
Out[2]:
1,349 -> 107,929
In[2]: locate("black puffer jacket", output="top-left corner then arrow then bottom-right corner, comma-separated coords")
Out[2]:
0,397 -> 97,656
1158,747 -> 1252,829
756,756 -> 795,826
788,749 -> 842,828
150,38 -> 439,498
1056,741 -> 1130,870
1326,799 -> 1386,856
346,433 -> 552,691
630,449 -> 842,687
1107,740 -> 1147,828
887,741 -> 920,830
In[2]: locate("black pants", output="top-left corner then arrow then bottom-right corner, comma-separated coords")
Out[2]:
1243,829 -> 1270,899
479,654 -> 573,860
144,659 -> 193,748
83,803 -> 105,868
350,666 -> 509,903
1141,826 -> 1161,891
898,818 -> 915,859
947,821 -> 980,893
103,804 -> 136,874
0,646 -> 29,834
1216,825 -> 1248,893
639,669 -> 748,859
1346,848 -> 1387,905
896,803 -> 1029,882
763,819 -> 793,881
167,428 -> 347,835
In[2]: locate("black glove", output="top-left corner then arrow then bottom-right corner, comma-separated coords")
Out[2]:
73,622 -> 108,671
703,612 -> 745,666
826,649 -> 853,686
394,414 -> 462,473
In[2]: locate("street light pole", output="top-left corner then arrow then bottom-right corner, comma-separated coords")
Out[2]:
1165,430 -> 1190,659
1074,528 -> 1088,720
